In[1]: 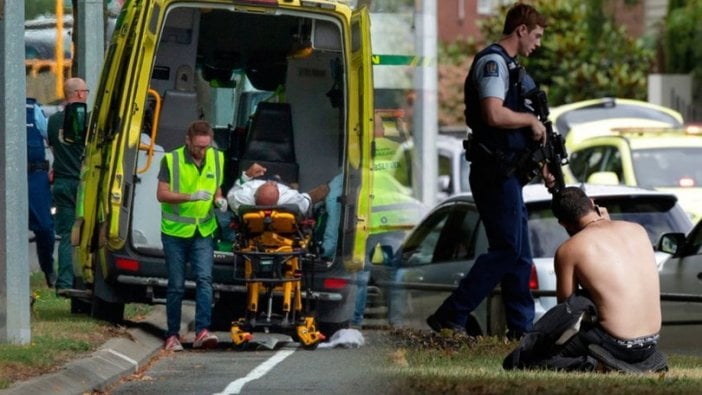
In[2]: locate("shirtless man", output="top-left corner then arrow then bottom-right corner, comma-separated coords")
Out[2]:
551,186 -> 662,365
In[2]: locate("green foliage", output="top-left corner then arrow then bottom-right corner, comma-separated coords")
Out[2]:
660,0 -> 702,104
662,0 -> 702,74
437,38 -> 477,126
480,0 -> 653,105
25,0 -> 68,20
437,0 -> 654,124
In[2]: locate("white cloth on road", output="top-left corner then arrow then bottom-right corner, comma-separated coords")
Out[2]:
318,328 -> 365,349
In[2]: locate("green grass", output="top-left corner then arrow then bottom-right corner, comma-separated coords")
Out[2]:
380,330 -> 702,394
0,273 -> 152,389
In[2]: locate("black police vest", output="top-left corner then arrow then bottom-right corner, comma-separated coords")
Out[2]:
26,98 -> 46,164
464,44 -> 534,156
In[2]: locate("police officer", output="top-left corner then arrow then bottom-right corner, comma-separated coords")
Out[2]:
27,98 -> 56,288
427,3 -> 552,340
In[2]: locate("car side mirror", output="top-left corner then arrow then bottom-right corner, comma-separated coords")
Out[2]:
62,102 -> 87,144
657,232 -> 686,255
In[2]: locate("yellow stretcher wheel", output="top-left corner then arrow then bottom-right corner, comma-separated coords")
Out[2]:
230,324 -> 253,346
296,316 -> 325,350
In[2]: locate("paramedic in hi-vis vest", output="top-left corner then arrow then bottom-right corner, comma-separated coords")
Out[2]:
157,120 -> 228,351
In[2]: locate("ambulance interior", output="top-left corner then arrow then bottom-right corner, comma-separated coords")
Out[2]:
132,6 -> 348,253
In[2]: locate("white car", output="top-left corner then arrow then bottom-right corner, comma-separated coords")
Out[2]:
657,219 -> 702,328
392,133 -> 472,201
367,184 -> 693,335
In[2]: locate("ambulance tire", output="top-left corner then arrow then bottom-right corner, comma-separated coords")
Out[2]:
91,295 -> 125,325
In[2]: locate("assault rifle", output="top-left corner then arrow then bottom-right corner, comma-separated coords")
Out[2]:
518,89 -> 569,195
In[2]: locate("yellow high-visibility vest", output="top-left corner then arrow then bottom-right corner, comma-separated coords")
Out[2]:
161,146 -> 223,238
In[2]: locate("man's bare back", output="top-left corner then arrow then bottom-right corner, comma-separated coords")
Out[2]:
554,210 -> 661,340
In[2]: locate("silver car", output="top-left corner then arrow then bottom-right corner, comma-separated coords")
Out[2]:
366,184 -> 693,335
657,219 -> 702,327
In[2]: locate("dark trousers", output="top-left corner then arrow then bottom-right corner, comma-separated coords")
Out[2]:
53,177 -> 79,289
29,169 -> 55,278
436,165 -> 534,335
562,324 -> 657,364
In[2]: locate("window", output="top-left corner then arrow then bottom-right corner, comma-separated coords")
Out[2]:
402,203 -> 480,266
569,145 -> 622,184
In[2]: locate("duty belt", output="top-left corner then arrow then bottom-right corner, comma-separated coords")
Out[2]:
28,160 -> 50,172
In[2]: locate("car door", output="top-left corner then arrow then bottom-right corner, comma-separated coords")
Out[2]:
392,201 -> 487,327
659,221 -> 702,326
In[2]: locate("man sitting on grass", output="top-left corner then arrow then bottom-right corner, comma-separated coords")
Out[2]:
504,187 -> 666,373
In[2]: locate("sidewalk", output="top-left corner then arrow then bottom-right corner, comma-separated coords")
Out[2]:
1,304 -> 194,395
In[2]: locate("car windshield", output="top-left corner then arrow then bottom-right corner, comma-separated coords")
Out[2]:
527,196 -> 692,258
632,147 -> 702,188
555,103 -> 683,138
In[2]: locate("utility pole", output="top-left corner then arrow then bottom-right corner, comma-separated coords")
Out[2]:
56,0 -> 65,98
75,0 -> 104,103
1,0 -> 31,344
413,0 -> 438,208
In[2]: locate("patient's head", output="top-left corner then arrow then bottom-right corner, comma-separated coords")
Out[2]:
255,181 -> 279,206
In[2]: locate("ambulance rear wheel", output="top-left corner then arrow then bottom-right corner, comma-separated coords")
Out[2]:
91,295 -> 125,325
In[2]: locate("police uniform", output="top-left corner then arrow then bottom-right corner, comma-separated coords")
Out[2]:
431,43 -> 537,338
27,98 -> 56,287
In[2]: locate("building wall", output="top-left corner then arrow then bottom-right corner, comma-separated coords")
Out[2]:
437,0 -> 668,44
437,0 -> 485,44
645,0 -> 669,34
608,0 -> 646,38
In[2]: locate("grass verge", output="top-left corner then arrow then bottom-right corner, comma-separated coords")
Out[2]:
0,272 -> 152,389
381,328 -> 702,394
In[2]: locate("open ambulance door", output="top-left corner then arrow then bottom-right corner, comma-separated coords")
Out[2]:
75,2 -> 153,288
343,6 -> 373,272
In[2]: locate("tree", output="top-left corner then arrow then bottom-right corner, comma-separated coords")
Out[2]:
25,0 -> 69,20
662,0 -> 702,105
437,0 -> 654,125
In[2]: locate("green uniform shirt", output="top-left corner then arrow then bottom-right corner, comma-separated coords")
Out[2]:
47,110 -> 85,180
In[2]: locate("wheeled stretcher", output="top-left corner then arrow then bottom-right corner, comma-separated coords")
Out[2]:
230,205 -> 325,349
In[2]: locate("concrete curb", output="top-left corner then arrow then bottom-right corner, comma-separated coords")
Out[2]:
2,304 -> 195,395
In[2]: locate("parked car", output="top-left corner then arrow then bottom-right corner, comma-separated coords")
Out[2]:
549,97 -> 683,142
564,125 -> 702,223
392,134 -> 471,201
657,218 -> 702,328
365,184 -> 693,335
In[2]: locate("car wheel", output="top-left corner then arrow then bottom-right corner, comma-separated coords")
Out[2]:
91,295 -> 125,324
211,294 -> 247,331
70,277 -> 91,315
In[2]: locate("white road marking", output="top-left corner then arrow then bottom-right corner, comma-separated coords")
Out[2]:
213,349 -> 296,395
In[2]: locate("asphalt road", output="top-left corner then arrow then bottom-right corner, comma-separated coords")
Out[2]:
110,331 -> 393,394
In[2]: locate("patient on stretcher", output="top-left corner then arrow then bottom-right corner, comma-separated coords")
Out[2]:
227,162 -> 339,259
227,163 -> 329,214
